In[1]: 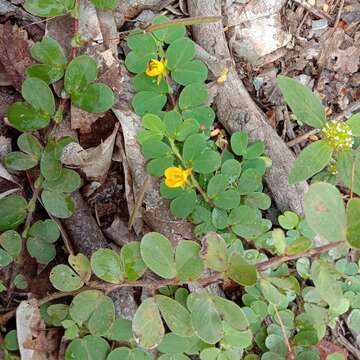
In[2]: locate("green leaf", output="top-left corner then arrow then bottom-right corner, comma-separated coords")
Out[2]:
89,0 -> 118,9
337,150 -> 360,195
260,279 -> 282,305
183,134 -> 206,161
155,295 -> 194,337
152,15 -> 186,44
24,0 -> 74,17
31,36 -> 66,65
304,182 -> 346,242
50,264 -> 84,292
143,113 -> 166,134
278,211 -> 299,230
26,64 -> 64,84
200,348 -> 220,360
292,330 -> 318,346
211,294 -> 249,331
69,253 -> 91,282
43,168 -> 81,193
0,249 -> 13,267
158,333 -> 206,355
7,102 -> 50,132
170,189 -> 197,219
70,290 -> 115,336
193,150 -> 221,174
30,36 -> 67,68
289,140 -> 333,184
132,91 -> 167,116
0,195 -> 27,231
244,141 -> 265,159
213,190 -> 240,210
22,77 -> 55,115
65,335 -> 110,360
125,51 -> 155,74
140,232 -> 176,279
175,240 -> 204,282
244,192 -> 271,210
133,297 -> 165,349
346,113 -> 360,136
42,190 -> 75,218
4,330 -> 18,351
221,159 -> 242,179
18,133 -> 42,158
310,260 -> 343,308
265,334 -> 287,357
29,219 -> 60,243
120,241 -> 146,281
277,76 -> 326,128
326,354 -> 346,360
26,237 -> 56,264
142,139 -> 171,159
176,118 -> 199,141
0,230 -> 22,258
128,32 -> 157,55
166,38 -> 195,70
40,142 -> 62,181
5,151 -> 38,171
172,60 -> 208,86
182,106 -> 215,129
222,326 -> 252,349
229,205 -> 272,239
231,131 -> 248,156
200,232 -> 228,272
147,157 -> 174,177
107,348 -> 130,360
179,83 -> 208,110
187,292 -> 223,344
238,169 -> 262,194
286,237 -> 312,255
207,175 -> 228,198
13,273 -> 28,289
212,208 -> 228,230
91,249 -> 123,283
348,309 -> 360,332
228,253 -> 257,286
163,110 -> 182,136
133,73 -> 169,93
346,198 -> 360,249
72,83 -> 114,113
106,319 -> 132,341
65,55 -> 97,94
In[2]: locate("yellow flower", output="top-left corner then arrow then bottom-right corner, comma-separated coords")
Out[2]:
321,120 -> 354,152
145,58 -> 167,84
164,167 -> 192,188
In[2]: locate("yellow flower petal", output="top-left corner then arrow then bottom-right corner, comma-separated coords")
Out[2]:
164,167 -> 191,188
146,59 -> 166,77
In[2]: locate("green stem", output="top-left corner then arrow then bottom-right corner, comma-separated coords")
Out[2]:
22,175 -> 43,238
144,16 -> 223,33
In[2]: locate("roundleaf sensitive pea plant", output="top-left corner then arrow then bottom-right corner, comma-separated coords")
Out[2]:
1,3 -> 360,360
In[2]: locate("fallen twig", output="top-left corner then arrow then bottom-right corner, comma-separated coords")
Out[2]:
292,0 -> 334,23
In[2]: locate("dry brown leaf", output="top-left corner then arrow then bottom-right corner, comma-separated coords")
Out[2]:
71,49 -> 121,133
61,123 -> 119,182
0,22 -> 33,91
333,46 -> 360,74
16,299 -> 60,360
225,0 -> 291,64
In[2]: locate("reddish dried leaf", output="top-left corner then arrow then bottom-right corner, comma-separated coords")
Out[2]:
0,22 -> 33,91
318,339 -> 348,360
